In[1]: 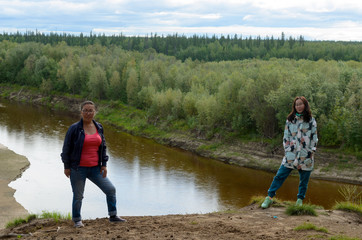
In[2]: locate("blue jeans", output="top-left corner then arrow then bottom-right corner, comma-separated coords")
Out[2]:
267,165 -> 311,200
70,166 -> 117,222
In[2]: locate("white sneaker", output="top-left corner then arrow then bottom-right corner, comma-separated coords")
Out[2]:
74,221 -> 84,228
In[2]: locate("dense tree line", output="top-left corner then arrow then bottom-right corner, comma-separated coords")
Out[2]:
0,41 -> 361,151
0,31 -> 361,62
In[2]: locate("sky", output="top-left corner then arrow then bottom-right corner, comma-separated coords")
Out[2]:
0,0 -> 361,41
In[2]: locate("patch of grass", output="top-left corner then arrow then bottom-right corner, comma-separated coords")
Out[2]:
250,195 -> 267,205
336,162 -> 355,170
6,218 -> 28,229
330,236 -> 362,240
197,142 -> 223,151
320,164 -> 332,172
294,222 -> 328,233
337,185 -> 362,205
286,204 -> 318,216
333,202 -> 362,216
5,214 -> 37,228
40,211 -> 71,223
6,211 -> 71,228
54,102 -> 68,111
250,195 -> 285,207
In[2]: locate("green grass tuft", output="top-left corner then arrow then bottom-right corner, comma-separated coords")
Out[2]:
6,218 -> 28,229
294,222 -> 328,233
286,204 -> 318,216
337,185 -> 361,205
40,211 -> 71,223
330,236 -> 362,240
6,211 -> 71,228
333,202 -> 362,216
250,195 -> 285,207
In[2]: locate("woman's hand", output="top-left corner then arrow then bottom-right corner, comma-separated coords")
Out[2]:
64,169 -> 71,178
101,166 -> 107,178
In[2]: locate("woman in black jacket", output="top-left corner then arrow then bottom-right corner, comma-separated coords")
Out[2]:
61,101 -> 126,227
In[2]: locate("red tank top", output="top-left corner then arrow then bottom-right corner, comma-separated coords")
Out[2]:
79,131 -> 102,167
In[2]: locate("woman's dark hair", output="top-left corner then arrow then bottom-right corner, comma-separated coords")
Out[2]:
80,100 -> 96,111
287,96 -> 312,122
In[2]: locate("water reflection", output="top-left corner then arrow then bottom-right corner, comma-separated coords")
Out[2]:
0,99 -> 360,219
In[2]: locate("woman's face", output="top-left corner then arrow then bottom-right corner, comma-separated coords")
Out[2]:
81,104 -> 96,122
295,99 -> 305,114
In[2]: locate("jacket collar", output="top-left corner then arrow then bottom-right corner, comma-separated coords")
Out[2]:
78,119 -> 102,131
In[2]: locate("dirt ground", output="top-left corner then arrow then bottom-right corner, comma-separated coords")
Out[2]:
0,204 -> 361,240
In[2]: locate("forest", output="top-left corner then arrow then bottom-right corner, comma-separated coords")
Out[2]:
0,33 -> 361,153
1,31 -> 361,62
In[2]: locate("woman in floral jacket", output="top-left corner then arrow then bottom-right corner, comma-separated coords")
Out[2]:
261,96 -> 318,208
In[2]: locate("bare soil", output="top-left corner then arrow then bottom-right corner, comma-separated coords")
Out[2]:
0,204 -> 361,240
0,144 -> 30,229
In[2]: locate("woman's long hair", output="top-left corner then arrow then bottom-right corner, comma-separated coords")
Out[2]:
287,96 -> 312,122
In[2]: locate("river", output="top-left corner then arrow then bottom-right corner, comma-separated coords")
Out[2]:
0,99 -> 358,219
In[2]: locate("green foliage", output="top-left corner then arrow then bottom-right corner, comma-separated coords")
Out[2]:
6,217 -> 29,228
333,202 -> 362,216
40,211 -> 72,223
3,31 -> 361,62
250,195 -> 284,207
6,211 -> 70,228
0,40 -> 361,151
285,204 -> 318,216
337,185 -> 362,205
330,236 -> 362,240
293,222 -> 328,233
88,66 -> 108,99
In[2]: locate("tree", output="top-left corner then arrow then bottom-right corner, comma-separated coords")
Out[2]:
126,68 -> 139,106
108,71 -> 122,100
88,66 -> 108,99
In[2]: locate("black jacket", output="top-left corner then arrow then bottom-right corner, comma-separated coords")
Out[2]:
61,119 -> 109,169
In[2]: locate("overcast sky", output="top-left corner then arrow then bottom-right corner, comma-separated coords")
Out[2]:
1,0 -> 361,41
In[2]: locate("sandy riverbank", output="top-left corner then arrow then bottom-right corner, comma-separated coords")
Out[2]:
0,143 -> 30,229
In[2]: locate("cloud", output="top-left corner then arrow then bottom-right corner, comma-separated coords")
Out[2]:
151,12 -> 221,21
0,0 -> 95,17
92,21 -> 362,41
0,0 -> 361,41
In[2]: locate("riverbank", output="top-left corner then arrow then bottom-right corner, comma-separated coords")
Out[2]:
0,144 -> 30,229
1,85 -> 361,185
1,204 -> 361,239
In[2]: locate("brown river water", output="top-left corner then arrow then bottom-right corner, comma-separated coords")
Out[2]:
0,99 -> 360,219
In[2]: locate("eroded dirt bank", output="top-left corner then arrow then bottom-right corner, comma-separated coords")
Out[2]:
0,144 -> 30,229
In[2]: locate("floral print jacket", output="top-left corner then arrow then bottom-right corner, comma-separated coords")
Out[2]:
281,116 -> 318,171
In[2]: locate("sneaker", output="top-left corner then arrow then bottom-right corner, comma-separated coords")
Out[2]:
296,198 -> 303,206
109,216 -> 127,223
261,196 -> 273,209
74,221 -> 84,228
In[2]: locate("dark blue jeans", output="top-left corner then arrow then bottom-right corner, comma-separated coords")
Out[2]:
70,166 -> 117,222
267,165 -> 311,200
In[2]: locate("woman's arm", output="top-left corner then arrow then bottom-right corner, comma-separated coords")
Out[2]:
310,118 -> 318,152
60,126 -> 74,169
283,120 -> 292,151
